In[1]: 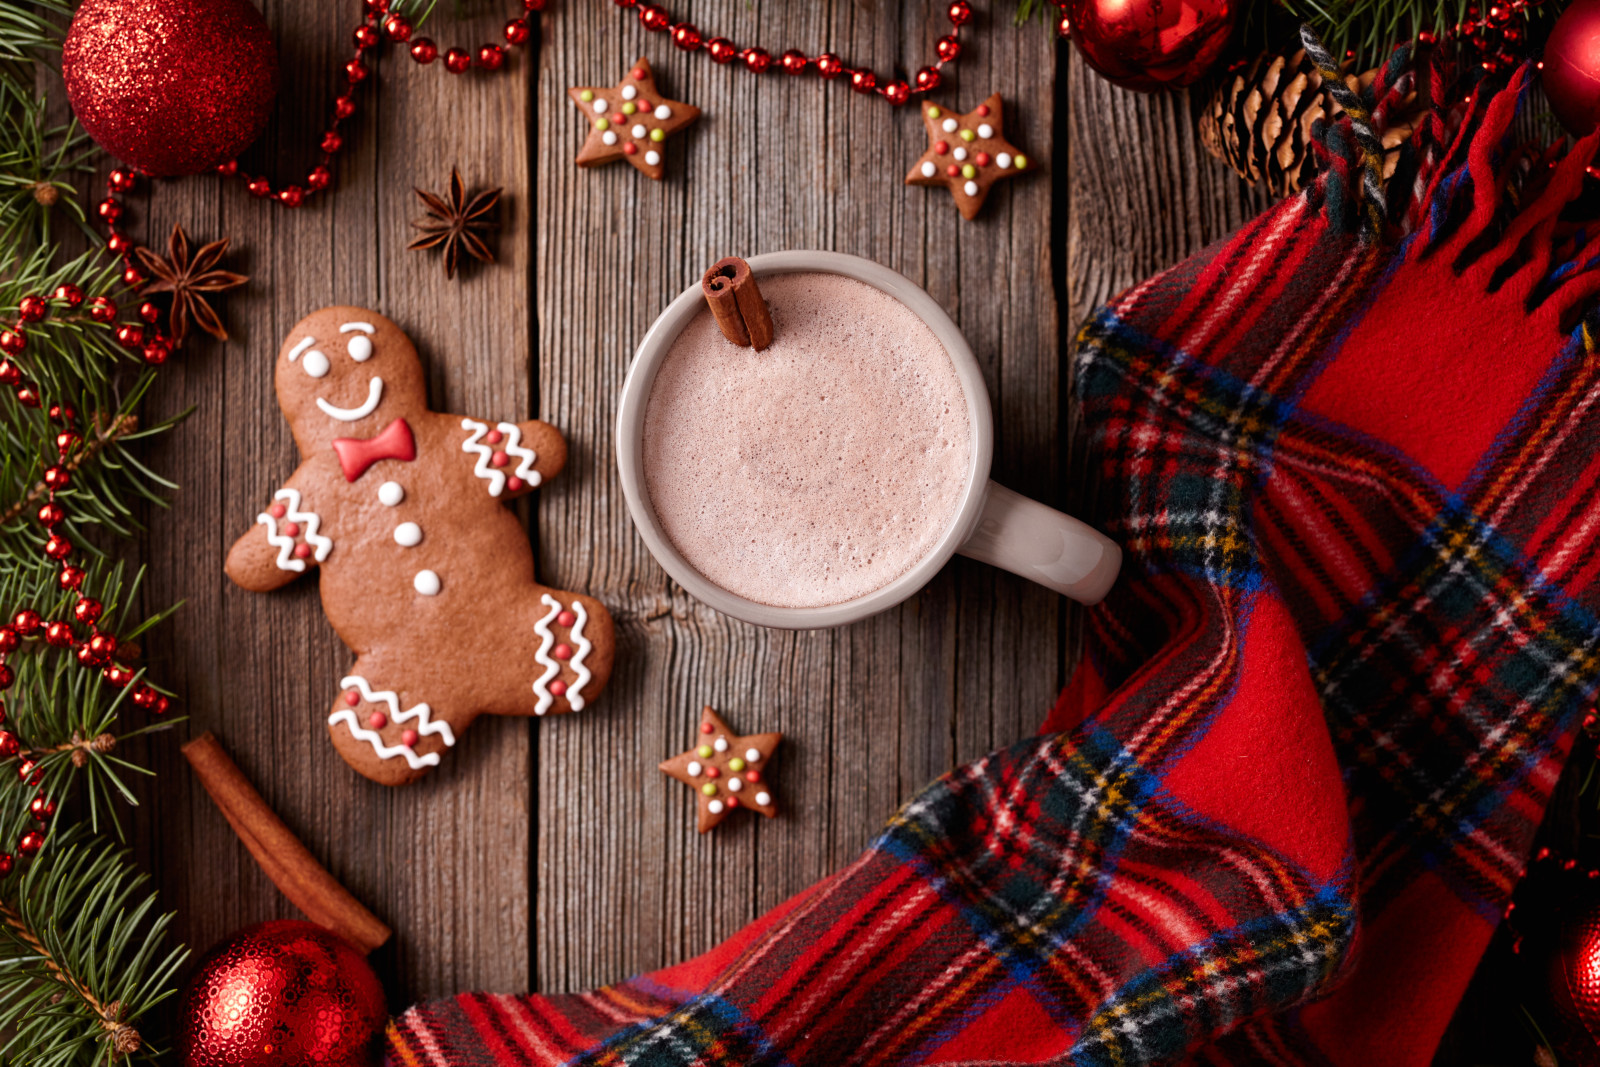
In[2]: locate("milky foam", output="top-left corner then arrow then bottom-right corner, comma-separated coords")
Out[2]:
642,272 -> 971,609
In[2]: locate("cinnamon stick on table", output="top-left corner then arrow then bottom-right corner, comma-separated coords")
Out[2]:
182,732 -> 391,954
701,256 -> 774,350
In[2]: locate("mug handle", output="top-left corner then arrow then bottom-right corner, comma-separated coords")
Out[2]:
956,481 -> 1122,605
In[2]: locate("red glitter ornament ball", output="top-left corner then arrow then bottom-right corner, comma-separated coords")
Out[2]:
62,0 -> 280,176
1065,0 -> 1236,91
1543,0 -> 1600,134
178,921 -> 386,1067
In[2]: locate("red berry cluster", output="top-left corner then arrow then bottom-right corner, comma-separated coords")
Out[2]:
0,284 -> 169,417
0,732 -> 53,875
615,0 -> 974,104
96,170 -> 183,366
1414,0 -> 1542,72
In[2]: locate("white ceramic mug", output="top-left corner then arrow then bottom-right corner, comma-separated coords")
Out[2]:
615,250 -> 1122,630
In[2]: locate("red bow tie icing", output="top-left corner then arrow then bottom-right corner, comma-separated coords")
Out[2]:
332,418 -> 416,482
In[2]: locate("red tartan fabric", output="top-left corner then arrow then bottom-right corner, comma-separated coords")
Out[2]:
385,66 -> 1600,1066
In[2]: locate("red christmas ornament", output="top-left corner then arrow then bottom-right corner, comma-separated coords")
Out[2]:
178,921 -> 386,1067
1543,0 -> 1600,134
62,0 -> 279,176
816,52 -> 844,79
1065,0 -> 1236,91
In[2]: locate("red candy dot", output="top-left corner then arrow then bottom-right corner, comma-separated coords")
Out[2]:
269,504 -> 286,518
934,141 -> 949,155
975,152 -> 991,166
490,451 -> 510,468
745,769 -> 760,782
976,103 -> 990,116
550,679 -> 568,696
282,521 -> 300,537
485,429 -> 503,445
344,690 -> 360,706
401,729 -> 420,747
705,766 -> 720,778
638,98 -> 652,109
368,711 -> 388,729
631,66 -> 646,79
553,643 -> 573,660
700,722 -> 714,734
611,111 -> 626,124
623,143 -> 638,155
946,164 -> 960,177
293,543 -> 313,559
507,477 -> 525,491
726,796 -> 739,808
557,610 -> 576,627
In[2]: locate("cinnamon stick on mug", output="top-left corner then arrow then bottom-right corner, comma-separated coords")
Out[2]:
182,732 -> 392,954
701,256 -> 774,350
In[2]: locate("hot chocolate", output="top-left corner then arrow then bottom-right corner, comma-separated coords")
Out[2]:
642,272 -> 971,609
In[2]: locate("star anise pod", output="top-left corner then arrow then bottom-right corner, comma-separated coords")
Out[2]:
408,167 -> 500,280
133,224 -> 248,347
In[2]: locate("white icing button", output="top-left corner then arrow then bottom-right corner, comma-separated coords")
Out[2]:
941,118 -> 958,133
713,737 -> 729,752
707,799 -> 724,814
977,123 -> 994,138
686,761 -> 702,777
631,123 -> 647,139
755,792 -> 771,806
377,481 -> 404,506
920,161 -> 936,178
653,104 -> 671,120
592,98 -> 607,113
602,130 -> 618,146
963,180 -> 979,196
745,748 -> 761,762
394,522 -> 422,547
347,335 -> 374,362
413,570 -> 441,596
644,150 -> 661,166
953,146 -> 968,162
621,84 -> 637,100
302,350 -> 330,378
727,777 -> 743,792
997,152 -> 1013,169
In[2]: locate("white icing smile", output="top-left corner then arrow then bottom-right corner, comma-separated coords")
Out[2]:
317,376 -> 384,421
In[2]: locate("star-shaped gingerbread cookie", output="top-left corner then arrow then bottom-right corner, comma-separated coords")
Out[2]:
905,94 -> 1031,220
568,58 -> 700,181
660,706 -> 780,833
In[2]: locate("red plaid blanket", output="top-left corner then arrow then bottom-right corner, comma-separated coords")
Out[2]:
385,62 -> 1600,1066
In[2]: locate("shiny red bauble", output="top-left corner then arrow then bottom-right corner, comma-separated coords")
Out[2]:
1066,0 -> 1237,91
1543,0 -> 1600,134
62,0 -> 279,175
671,22 -> 702,50
178,921 -> 386,1067
706,37 -> 737,63
816,52 -> 844,79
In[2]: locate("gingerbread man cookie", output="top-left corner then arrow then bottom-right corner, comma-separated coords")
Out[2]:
225,307 -> 615,786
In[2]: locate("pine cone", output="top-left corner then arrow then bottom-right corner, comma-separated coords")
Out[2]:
1199,49 -> 1421,198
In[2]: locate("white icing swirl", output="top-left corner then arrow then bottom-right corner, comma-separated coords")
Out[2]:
566,600 -> 592,710
461,418 -> 506,496
256,488 -> 332,572
327,674 -> 455,770
496,422 -> 542,487
531,595 -> 560,715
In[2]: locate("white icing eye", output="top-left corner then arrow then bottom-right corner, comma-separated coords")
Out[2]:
347,334 -> 374,362
302,350 -> 330,378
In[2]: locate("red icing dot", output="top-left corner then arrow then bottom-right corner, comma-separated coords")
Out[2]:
268,504 -> 286,519
726,796 -> 739,808
557,610 -> 576,627
293,543 -> 313,559
976,103 -> 990,116
631,66 -> 646,79
484,429 -> 503,445
553,643 -> 573,661
550,679 -> 568,696
344,690 -> 360,706
934,140 -> 949,155
975,151 -> 991,166
700,722 -> 714,734
401,729 -> 420,747
281,521 -> 300,537
490,451 -> 510,468
368,711 -> 388,729
623,143 -> 638,155
946,164 -> 960,177
745,769 -> 761,783
507,477 -> 525,492
611,111 -> 626,124
705,766 -> 719,778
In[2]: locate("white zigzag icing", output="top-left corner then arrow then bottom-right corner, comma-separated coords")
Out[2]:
461,418 -> 506,497
327,675 -> 456,770
532,596 -> 560,715
566,600 -> 592,710
256,488 -> 333,572
496,422 -> 542,488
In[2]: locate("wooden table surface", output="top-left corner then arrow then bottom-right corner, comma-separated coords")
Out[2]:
117,0 -> 1295,1016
